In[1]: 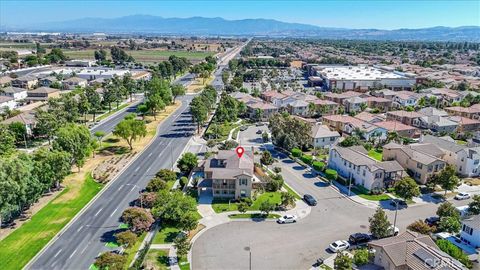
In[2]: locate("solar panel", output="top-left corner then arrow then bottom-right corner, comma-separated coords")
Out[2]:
413,248 -> 436,268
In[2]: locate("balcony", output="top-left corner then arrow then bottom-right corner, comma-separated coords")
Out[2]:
213,184 -> 236,189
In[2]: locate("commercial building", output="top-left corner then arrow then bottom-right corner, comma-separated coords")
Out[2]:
311,65 -> 416,91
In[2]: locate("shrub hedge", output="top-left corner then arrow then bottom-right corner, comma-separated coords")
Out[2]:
301,155 -> 313,165
291,148 -> 302,157
325,169 -> 338,180
312,161 -> 325,172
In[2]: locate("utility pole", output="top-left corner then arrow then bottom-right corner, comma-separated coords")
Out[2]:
244,246 -> 252,270
393,200 -> 398,231
348,173 -> 352,196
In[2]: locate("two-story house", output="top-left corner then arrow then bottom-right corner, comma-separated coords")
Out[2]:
328,145 -> 405,190
311,124 -> 340,149
11,75 -> 38,89
201,150 -> 255,199
421,135 -> 480,177
460,215 -> 480,248
383,142 -> 446,184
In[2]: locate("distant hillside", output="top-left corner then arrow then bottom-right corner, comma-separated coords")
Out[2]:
3,15 -> 479,42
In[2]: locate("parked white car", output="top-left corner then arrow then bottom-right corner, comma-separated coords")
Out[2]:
329,240 -> 350,252
277,214 -> 298,224
455,192 -> 471,200
388,225 -> 400,236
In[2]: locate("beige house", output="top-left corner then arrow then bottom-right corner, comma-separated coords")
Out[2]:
383,142 -> 446,184
11,75 -> 38,89
200,150 -> 255,199
369,231 -> 467,270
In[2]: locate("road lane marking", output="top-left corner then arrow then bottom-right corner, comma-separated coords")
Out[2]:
76,225 -> 83,233
68,248 -> 78,259
146,165 -> 152,173
94,208 -> 103,217
131,185 -> 135,192
53,249 -> 62,258
118,185 -> 123,191
148,153 -> 153,157
134,167 -> 140,172
110,207 -> 119,217
80,244 -> 89,254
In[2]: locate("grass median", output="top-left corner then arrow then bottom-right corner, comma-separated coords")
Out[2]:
0,174 -> 103,270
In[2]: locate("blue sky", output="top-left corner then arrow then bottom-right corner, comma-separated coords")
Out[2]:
1,0 -> 479,29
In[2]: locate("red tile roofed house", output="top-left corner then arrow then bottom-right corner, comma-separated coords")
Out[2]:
374,121 -> 420,138
310,99 -> 339,115
324,91 -> 363,104
322,114 -> 387,141
386,110 -> 423,126
421,87 -> 462,106
447,116 -> 480,132
364,96 -> 392,112
392,91 -> 420,108
247,101 -> 278,121
445,106 -> 480,120
354,111 -> 386,123
260,90 -> 286,103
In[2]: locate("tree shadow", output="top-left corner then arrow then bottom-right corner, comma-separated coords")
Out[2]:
101,146 -> 130,155
292,165 -> 305,170
100,228 -> 125,244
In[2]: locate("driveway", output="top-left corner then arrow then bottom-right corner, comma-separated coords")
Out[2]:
192,146 -> 471,270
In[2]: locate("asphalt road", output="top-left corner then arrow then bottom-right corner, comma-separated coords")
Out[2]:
27,42 -> 247,270
89,73 -> 195,135
29,94 -> 196,270
192,142 -> 472,270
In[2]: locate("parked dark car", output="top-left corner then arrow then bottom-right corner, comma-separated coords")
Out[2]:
390,199 -> 407,208
349,233 -> 371,245
425,216 -> 440,227
303,194 -> 317,206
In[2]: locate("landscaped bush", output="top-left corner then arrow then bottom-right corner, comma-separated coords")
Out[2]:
179,176 -> 188,189
325,169 -> 338,180
291,148 -> 302,158
436,239 -> 473,268
301,155 -> 313,165
312,161 -> 325,172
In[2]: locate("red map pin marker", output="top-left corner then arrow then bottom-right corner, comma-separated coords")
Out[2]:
236,146 -> 245,158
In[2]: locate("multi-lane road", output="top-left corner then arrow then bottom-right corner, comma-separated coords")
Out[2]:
27,43 -> 246,270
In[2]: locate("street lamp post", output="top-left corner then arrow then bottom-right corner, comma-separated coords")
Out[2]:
393,200 -> 399,230
244,246 -> 251,270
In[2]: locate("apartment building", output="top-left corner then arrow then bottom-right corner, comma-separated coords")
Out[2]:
383,142 -> 446,184
421,135 -> 480,177
201,150 -> 255,199
328,145 -> 405,190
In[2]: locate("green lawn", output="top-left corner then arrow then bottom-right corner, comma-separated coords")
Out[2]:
0,174 -> 103,270
455,140 -> 467,145
250,192 -> 282,210
211,192 -> 282,213
124,232 -> 147,269
368,149 -> 383,161
144,249 -> 170,270
228,213 -> 281,219
152,226 -> 181,244
351,186 -> 391,201
178,256 -> 190,270
205,121 -> 241,141
283,183 -> 301,200
96,102 -> 131,122
211,199 -> 238,213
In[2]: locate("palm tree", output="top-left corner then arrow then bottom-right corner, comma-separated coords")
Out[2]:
387,131 -> 399,143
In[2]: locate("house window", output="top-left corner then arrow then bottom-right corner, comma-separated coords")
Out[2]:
417,163 -> 423,169
330,137 -> 335,141
240,189 -> 246,197
222,179 -> 227,185
240,178 -> 248,186
428,166 -> 432,172
463,224 -> 473,235
363,170 -> 366,176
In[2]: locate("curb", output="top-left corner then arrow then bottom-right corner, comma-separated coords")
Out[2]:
91,99 -> 142,132
25,100 -> 186,270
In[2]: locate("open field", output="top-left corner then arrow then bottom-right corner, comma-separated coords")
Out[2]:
0,174 -> 103,270
63,49 -> 214,63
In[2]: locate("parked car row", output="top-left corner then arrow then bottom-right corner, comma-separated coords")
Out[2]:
328,227 -> 399,253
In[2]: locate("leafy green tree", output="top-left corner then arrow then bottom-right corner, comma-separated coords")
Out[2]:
334,252 -> 353,270
438,216 -> 461,234
94,251 -> 127,270
32,148 -> 71,189
0,125 -> 15,156
353,248 -> 370,266
146,94 -> 165,120
94,49 -> 107,61
407,220 -> 434,235
178,211 -> 199,232
46,48 -> 66,63
137,104 -> 149,120
238,202 -> 249,213
152,190 -> 197,225
113,117 -> 147,150
280,192 -> 295,207
259,200 -> 275,216
436,240 -> 473,268
146,177 -> 168,192
394,177 -> 420,201
190,97 -> 208,133
177,152 -> 198,174
468,195 -> 480,215
260,151 -> 274,166
85,87 -> 101,122
171,83 -> 186,102
173,233 -> 191,258
156,169 -> 177,182
437,202 -> 459,219
369,207 -> 392,239
437,165 -> 459,195
8,121 -> 27,144
115,231 -> 137,248
34,110 -> 61,144
53,124 -> 93,170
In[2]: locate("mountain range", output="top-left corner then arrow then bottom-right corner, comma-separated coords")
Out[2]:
2,15 -> 479,42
